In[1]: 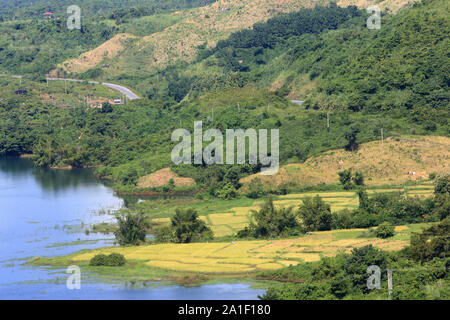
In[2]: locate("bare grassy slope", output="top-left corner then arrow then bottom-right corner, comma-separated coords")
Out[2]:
58,0 -> 415,77
137,168 -> 195,188
52,33 -> 138,76
241,135 -> 450,190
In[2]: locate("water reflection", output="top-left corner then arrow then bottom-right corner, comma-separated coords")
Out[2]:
0,158 -> 264,299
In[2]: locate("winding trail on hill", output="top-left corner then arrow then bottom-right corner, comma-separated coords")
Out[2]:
46,78 -> 140,100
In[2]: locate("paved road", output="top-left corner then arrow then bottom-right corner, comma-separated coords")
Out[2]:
46,78 -> 140,100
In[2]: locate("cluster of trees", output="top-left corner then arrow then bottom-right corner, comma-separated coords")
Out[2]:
237,199 -> 302,238
155,208 -> 213,243
0,18 -> 117,75
108,0 -> 214,24
260,224 -> 450,300
237,175 -> 450,239
0,0 -> 214,20
338,169 -> 364,189
211,4 -> 359,52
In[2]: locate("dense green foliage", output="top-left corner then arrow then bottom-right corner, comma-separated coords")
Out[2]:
406,218 -> 450,262
375,222 -> 395,238
89,252 -> 127,266
114,212 -> 148,245
0,0 -> 214,20
0,1 -> 448,194
297,196 -> 333,232
237,198 -> 302,238
259,226 -> 450,300
156,208 -> 213,243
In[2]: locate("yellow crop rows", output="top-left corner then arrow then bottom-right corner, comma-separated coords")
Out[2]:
72,224 -> 423,274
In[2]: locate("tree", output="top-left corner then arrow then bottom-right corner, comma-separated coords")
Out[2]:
344,245 -> 389,293
297,195 -> 332,232
435,174 -> 450,195
375,222 -> 395,238
100,102 -> 113,113
357,188 -> 370,211
238,198 -> 302,238
338,169 -> 353,190
344,127 -> 360,151
353,171 -> 364,186
330,273 -> 351,299
406,218 -> 450,262
215,182 -> 237,200
170,208 -> 213,243
114,213 -> 147,246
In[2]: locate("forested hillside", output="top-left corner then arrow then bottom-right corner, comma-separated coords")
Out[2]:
0,0 -> 214,75
0,0 -> 214,19
0,0 -> 448,195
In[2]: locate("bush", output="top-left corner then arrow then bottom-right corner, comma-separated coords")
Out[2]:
375,222 -> 395,238
353,171 -> 364,186
89,253 -> 127,266
89,254 -> 108,266
246,178 -> 267,199
107,253 -> 127,266
215,182 -> 237,200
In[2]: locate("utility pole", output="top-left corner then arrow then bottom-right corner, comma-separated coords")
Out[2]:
381,128 -> 384,148
327,112 -> 330,130
238,102 -> 240,112
387,269 -> 393,297
211,108 -> 214,122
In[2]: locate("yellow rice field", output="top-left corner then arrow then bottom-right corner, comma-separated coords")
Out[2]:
152,184 -> 434,238
70,223 -> 426,274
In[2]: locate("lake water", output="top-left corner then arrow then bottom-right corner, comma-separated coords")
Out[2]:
0,158 -> 264,300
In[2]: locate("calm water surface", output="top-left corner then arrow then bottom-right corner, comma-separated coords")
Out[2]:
0,158 -> 264,299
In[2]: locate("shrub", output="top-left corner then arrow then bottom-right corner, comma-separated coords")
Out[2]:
353,171 -> 364,186
89,254 -> 108,266
107,253 -> 127,266
215,182 -> 237,200
246,178 -> 267,199
89,253 -> 127,266
375,222 -> 395,238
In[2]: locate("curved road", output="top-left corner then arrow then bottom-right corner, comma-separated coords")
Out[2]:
47,78 -> 305,105
46,78 -> 140,100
